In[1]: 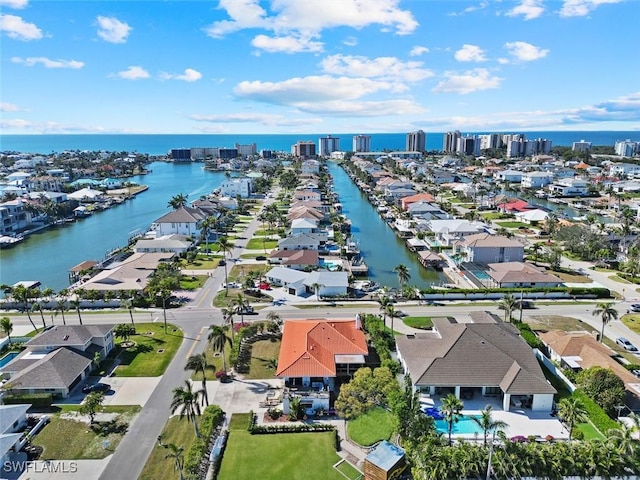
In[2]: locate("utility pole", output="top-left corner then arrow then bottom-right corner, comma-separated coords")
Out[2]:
519,289 -> 524,323
485,428 -> 497,480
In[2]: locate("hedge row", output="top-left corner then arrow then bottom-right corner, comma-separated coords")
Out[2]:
418,286 -> 611,298
2,393 -> 53,407
572,390 -> 619,434
184,405 -> 224,475
249,423 -> 335,435
515,322 -> 545,350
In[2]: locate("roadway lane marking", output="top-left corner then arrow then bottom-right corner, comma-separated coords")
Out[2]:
186,326 -> 208,359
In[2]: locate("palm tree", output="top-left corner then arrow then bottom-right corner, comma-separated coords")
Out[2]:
208,325 -> 232,373
54,297 -> 68,325
163,443 -> 185,480
440,393 -> 464,445
12,285 -> 37,332
310,282 -> 324,301
0,316 -> 13,344
232,294 -> 249,327
393,264 -> 411,290
472,405 -> 508,446
121,297 -> 135,325
592,302 -> 618,343
69,298 -> 83,325
170,380 -> 205,438
499,293 -> 520,323
377,295 -> 393,332
531,243 -> 542,264
200,216 -> 215,254
221,306 -> 235,341
607,424 -> 638,459
385,305 -> 403,336
266,311 -> 282,331
185,353 -> 214,406
215,236 -> 233,296
557,397 -> 588,439
167,193 -> 188,210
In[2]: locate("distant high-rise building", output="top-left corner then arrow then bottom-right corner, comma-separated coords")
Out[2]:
352,135 -> 371,152
260,149 -> 274,159
292,141 -> 316,158
534,138 -> 552,154
170,148 -> 191,161
234,143 -> 257,157
443,130 -> 461,153
456,136 -> 481,156
572,140 -> 592,152
318,135 -> 340,156
406,130 -> 426,152
479,133 -> 501,150
615,140 -> 640,157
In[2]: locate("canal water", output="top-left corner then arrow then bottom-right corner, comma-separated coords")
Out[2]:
327,161 -> 447,289
0,162 -> 226,291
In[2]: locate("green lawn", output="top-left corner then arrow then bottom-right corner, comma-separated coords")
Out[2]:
244,338 -> 281,379
115,323 -> 183,376
218,430 -> 344,480
245,238 -> 278,250
190,342 -> 231,381
179,274 -> 207,290
139,416 -> 199,480
254,228 -> 285,236
347,407 -> 394,446
622,314 -> 640,335
181,256 -> 224,269
240,252 -> 270,259
495,221 -> 529,228
335,460 -> 362,480
32,407 -> 139,460
402,316 -> 433,329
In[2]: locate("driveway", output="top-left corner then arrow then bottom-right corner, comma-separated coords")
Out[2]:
100,377 -> 161,407
200,378 -> 283,415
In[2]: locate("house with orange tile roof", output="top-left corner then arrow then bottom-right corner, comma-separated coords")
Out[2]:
401,192 -> 436,211
276,318 -> 368,397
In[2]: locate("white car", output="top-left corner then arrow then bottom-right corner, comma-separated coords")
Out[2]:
616,337 -> 638,352
629,304 -> 640,313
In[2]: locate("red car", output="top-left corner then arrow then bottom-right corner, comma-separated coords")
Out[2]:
258,282 -> 271,290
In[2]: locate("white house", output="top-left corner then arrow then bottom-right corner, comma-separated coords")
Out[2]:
289,218 -> 319,235
219,177 -> 252,198
278,233 -> 326,251
521,172 -> 553,189
454,233 -> 524,264
427,219 -> 486,247
514,208 -> 549,225
548,178 -> 589,196
494,169 -> 523,183
301,160 -> 320,175
150,206 -> 207,237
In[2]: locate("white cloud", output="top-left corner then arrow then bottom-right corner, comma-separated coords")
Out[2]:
234,75 -> 403,105
0,14 -> 42,40
0,119 -> 108,133
432,68 -> 502,94
343,36 -> 358,47
559,0 -> 622,17
251,34 -> 323,53
190,112 -> 322,127
454,44 -> 487,62
562,92 -> 640,123
506,0 -> 545,20
206,0 -> 418,52
295,99 -> 426,117
115,66 -> 150,80
12,56 -> 84,69
320,54 -> 433,83
504,41 -> 549,61
0,102 -> 19,112
448,1 -> 489,16
409,45 -> 429,57
0,0 -> 29,9
160,68 -> 202,82
96,16 -> 132,43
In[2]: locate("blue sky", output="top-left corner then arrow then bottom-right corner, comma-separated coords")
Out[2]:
1,0 -> 638,134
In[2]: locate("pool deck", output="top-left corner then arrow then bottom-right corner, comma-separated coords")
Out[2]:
421,395 -> 568,441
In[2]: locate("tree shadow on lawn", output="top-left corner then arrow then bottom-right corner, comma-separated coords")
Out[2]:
90,419 -> 129,436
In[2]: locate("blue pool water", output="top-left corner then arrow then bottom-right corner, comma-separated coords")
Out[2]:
472,271 -> 490,280
0,352 -> 19,368
434,415 -> 484,435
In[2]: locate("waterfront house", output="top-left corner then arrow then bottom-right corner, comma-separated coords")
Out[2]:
268,249 -> 319,269
277,318 -> 368,394
134,234 -> 193,254
549,178 -> 590,197
0,199 -> 29,235
290,200 -> 331,213
384,186 -> 417,202
1,325 -> 115,398
287,206 -> 325,223
293,189 -> 322,202
539,330 -> 640,409
289,218 -> 319,236
453,233 -> 525,264
265,267 -> 348,297
278,232 -> 326,251
396,315 -> 556,412
496,199 -> 533,213
406,201 -> 448,220
494,169 -> 523,183
521,172 -> 554,189
150,206 -> 207,237
485,262 -> 562,288
265,267 -> 309,295
514,208 -> 549,225
400,193 -> 436,211
427,219 -> 486,247
301,160 -> 320,175
67,187 -> 105,202
219,177 -> 252,198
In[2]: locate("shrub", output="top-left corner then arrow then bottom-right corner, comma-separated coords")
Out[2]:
514,322 -> 545,350
2,393 -> 53,407
248,423 -> 335,435
184,405 -> 224,475
576,367 -> 626,416
572,390 -> 619,434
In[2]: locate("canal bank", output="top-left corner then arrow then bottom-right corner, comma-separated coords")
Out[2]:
0,162 -> 226,290
327,161 -> 447,289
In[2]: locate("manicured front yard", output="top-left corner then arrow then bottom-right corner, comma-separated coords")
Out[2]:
245,238 -> 278,250
347,407 -> 394,446
32,406 -> 140,460
139,416 -> 198,480
115,323 -> 183,376
244,338 -> 281,379
179,274 -> 207,290
403,316 -> 433,329
218,427 -> 344,480
495,221 -> 529,228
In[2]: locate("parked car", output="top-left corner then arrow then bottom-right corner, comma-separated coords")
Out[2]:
520,300 -> 535,309
255,256 -> 267,261
82,382 -> 110,394
628,304 -> 640,313
218,259 -> 226,266
615,337 -> 638,352
632,369 -> 640,378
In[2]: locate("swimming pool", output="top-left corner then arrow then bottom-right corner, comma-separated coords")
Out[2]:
0,351 -> 19,368
471,270 -> 490,280
434,415 -> 484,435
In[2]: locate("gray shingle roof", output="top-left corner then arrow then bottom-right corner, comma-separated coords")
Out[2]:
396,317 -> 555,395
6,348 -> 92,390
26,325 -> 114,348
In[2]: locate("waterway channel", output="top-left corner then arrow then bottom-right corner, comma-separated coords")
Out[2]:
0,162 -> 226,290
327,161 -> 447,289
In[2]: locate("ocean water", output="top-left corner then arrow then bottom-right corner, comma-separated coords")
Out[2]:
1,131 -> 638,156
